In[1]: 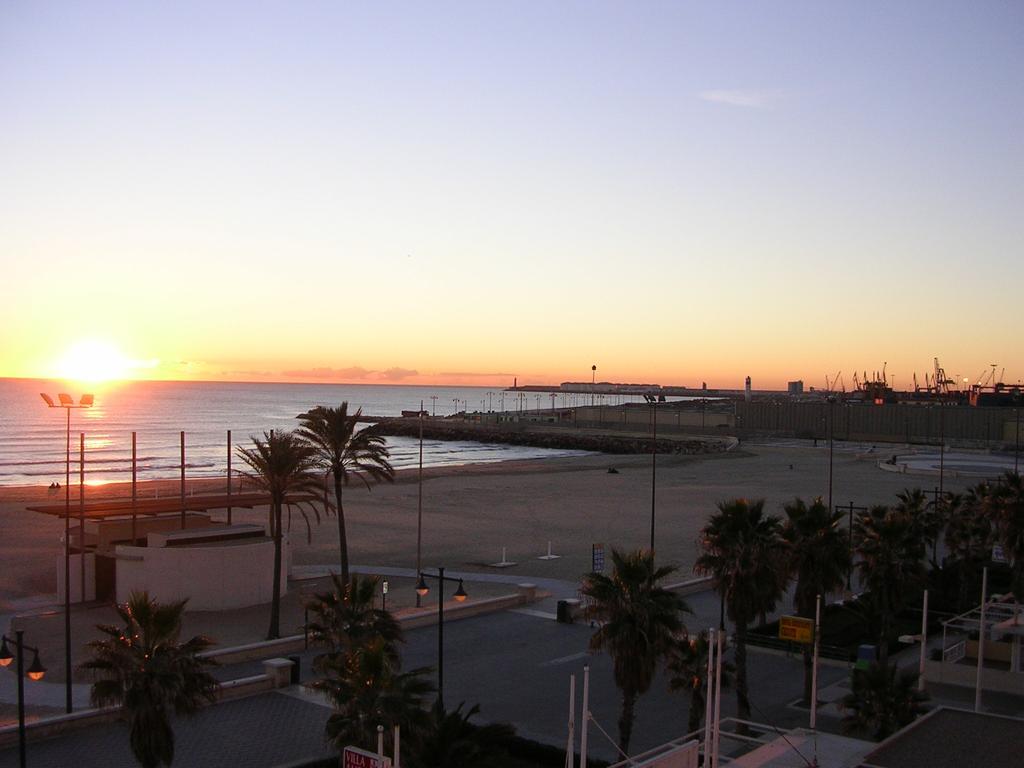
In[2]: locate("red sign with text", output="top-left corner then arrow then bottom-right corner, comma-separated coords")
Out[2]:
343,746 -> 391,768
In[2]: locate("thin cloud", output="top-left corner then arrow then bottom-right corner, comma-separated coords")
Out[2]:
440,371 -> 516,378
698,89 -> 777,108
380,367 -> 418,381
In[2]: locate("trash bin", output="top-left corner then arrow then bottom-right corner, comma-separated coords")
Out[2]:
855,644 -> 877,670
288,655 -> 301,684
556,600 -> 573,624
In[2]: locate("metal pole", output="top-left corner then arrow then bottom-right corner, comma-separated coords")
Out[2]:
827,400 -> 834,511
579,665 -> 590,768
227,430 -> 232,525
703,629 -> 715,757
437,566 -> 445,709
847,502 -> 854,591
79,432 -> 85,603
938,403 -> 945,499
416,403 -> 424,608
64,408 -> 71,713
712,629 -> 724,768
811,594 -> 821,730
17,630 -> 26,768
975,567 -> 987,712
180,431 -> 186,529
1015,404 -> 1020,475
131,431 -> 137,544
565,673 -> 576,768
650,402 -> 656,554
919,589 -> 929,692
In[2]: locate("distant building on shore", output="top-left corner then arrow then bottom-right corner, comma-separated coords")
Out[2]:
787,380 -> 804,395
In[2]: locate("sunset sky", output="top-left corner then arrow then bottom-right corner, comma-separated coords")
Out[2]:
2,2 -> 1021,390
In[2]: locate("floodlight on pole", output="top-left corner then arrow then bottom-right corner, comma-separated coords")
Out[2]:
39,391 -> 92,715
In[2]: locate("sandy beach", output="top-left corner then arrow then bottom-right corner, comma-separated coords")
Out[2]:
0,441 -> 973,612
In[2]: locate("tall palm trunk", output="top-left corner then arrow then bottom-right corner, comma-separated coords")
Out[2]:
735,621 -> 751,722
267,498 -> 283,639
333,472 -> 349,585
688,687 -> 704,735
618,688 -> 637,756
878,591 -> 890,666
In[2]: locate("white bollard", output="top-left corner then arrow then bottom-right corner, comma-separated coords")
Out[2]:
539,540 -> 561,560
490,547 -> 517,568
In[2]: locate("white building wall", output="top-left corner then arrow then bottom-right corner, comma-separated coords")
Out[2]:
55,553 -> 96,603
114,536 -> 291,611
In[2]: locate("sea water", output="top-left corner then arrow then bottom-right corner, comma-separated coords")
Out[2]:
0,378 -> 610,486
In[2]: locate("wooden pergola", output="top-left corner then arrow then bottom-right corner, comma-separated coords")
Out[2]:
26,492 -> 278,520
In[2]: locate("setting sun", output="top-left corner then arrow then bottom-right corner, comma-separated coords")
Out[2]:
52,340 -> 149,383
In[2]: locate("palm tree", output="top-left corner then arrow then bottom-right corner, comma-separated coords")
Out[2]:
988,472 -> 1024,598
236,430 -> 326,639
81,592 -> 219,768
411,701 -> 516,768
306,572 -> 403,673
297,403 -> 395,586
944,490 -> 993,611
310,636 -> 434,757
896,488 -> 942,570
667,631 -> 734,736
782,497 -> 851,704
695,499 -> 787,722
840,662 -> 929,740
853,505 -> 925,665
581,548 -> 689,755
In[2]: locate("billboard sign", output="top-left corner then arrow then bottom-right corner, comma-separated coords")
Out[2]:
778,616 -> 814,644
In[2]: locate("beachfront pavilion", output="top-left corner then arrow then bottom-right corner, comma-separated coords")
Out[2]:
25,492 -> 305,610
925,593 -> 1024,696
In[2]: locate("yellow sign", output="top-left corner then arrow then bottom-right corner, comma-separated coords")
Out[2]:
779,616 -> 814,644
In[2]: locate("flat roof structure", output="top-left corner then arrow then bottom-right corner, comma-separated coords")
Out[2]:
26,492 -> 315,519
862,707 -> 1023,768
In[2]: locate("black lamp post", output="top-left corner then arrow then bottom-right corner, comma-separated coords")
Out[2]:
415,567 -> 467,708
839,501 -> 868,591
649,395 -> 657,554
827,396 -> 836,512
1014,391 -> 1020,476
39,391 -> 92,714
1,630 -> 48,768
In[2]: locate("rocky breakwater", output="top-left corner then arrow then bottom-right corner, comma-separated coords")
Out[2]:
365,418 -> 727,455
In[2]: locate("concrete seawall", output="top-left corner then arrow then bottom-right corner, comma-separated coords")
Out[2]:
366,418 -> 730,455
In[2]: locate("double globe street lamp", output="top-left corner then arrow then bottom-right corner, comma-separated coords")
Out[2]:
415,567 -> 467,709
1,631 -> 48,768
40,391 -> 93,714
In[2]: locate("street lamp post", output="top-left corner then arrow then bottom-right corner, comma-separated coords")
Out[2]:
650,397 -> 657,554
39,392 -> 92,714
1014,392 -> 1020,475
415,567 -> 467,709
416,401 -> 424,608
827,396 -> 836,511
840,501 -> 868,591
1,630 -> 48,768
591,365 -> 596,407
